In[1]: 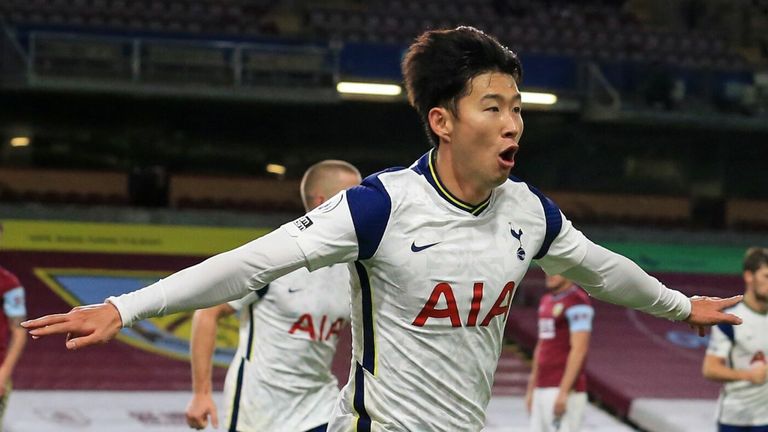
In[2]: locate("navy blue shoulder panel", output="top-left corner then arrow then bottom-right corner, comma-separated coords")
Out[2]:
717,323 -> 735,343
255,284 -> 269,299
346,168 -> 403,260
509,176 -> 563,260
411,151 -> 430,176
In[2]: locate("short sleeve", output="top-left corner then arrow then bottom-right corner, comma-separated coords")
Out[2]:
3,286 -> 26,318
707,324 -> 734,359
565,304 -> 594,333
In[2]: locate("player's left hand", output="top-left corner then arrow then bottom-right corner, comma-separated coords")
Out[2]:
685,295 -> 743,336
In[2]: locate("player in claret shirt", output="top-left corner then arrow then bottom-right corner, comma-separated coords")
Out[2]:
0,223 -> 27,426
183,160 -> 361,432
25,26 -> 743,432
526,274 -> 593,432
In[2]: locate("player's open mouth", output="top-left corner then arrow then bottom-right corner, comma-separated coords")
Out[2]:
498,146 -> 517,168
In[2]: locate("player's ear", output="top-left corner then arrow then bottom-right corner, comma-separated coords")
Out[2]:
744,270 -> 754,287
428,107 -> 452,144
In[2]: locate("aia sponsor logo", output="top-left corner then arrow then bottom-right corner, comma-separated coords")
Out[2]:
412,281 -> 516,327
289,314 -> 346,341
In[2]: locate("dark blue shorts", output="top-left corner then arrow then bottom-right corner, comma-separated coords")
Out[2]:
305,424 -> 328,432
719,424 -> 768,432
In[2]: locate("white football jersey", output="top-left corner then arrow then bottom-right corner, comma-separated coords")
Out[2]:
707,301 -> 768,426
112,150 -> 690,432
281,150 -> 589,432
221,264 -> 351,432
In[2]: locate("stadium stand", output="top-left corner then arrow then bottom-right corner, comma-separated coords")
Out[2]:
0,0 -> 751,71
304,0 -> 745,70
8,166 -> 768,230
726,198 -> 768,231
169,174 -> 302,212
0,167 -> 128,205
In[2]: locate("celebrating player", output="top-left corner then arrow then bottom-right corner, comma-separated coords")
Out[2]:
0,224 -> 27,426
24,26 -> 742,432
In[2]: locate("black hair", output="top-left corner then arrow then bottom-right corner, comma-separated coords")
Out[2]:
402,26 -> 523,147
744,247 -> 768,273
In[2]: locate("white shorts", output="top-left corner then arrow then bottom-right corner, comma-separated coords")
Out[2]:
530,387 -> 587,432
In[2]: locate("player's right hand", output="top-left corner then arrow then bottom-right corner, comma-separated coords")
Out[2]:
747,363 -> 768,385
20,302 -> 123,350
186,393 -> 219,430
685,295 -> 743,336
524,391 -> 533,414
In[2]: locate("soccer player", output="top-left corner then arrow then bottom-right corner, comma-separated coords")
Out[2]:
184,160 -> 360,432
24,26 -> 743,432
525,274 -> 593,432
703,247 -> 768,432
0,224 -> 28,426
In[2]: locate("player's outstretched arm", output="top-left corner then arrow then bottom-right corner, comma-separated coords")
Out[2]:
22,227 -> 321,350
21,302 -> 122,350
685,296 -> 743,336
552,239 -> 744,330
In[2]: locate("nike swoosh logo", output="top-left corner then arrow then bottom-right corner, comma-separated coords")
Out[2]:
287,287 -> 303,293
411,241 -> 440,252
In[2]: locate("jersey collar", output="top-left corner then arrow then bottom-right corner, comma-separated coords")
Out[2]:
412,149 -> 491,216
551,285 -> 578,301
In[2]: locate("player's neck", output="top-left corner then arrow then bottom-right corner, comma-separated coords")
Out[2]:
744,290 -> 768,314
434,148 -> 492,205
550,284 -> 573,295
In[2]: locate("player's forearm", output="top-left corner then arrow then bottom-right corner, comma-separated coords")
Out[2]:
527,345 -> 540,392
702,356 -> 752,383
558,343 -> 588,394
562,241 -> 690,321
0,325 -> 27,374
703,368 -> 750,383
109,228 -> 307,327
190,310 -> 218,394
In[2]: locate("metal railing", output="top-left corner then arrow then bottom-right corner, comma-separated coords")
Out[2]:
24,31 -> 339,100
0,18 -> 29,86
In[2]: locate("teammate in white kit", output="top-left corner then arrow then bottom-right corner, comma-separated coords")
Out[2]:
184,160 -> 361,432
703,247 -> 768,432
25,26 -> 743,432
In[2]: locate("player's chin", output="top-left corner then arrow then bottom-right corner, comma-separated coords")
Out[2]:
489,170 -> 509,187
495,159 -> 514,178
